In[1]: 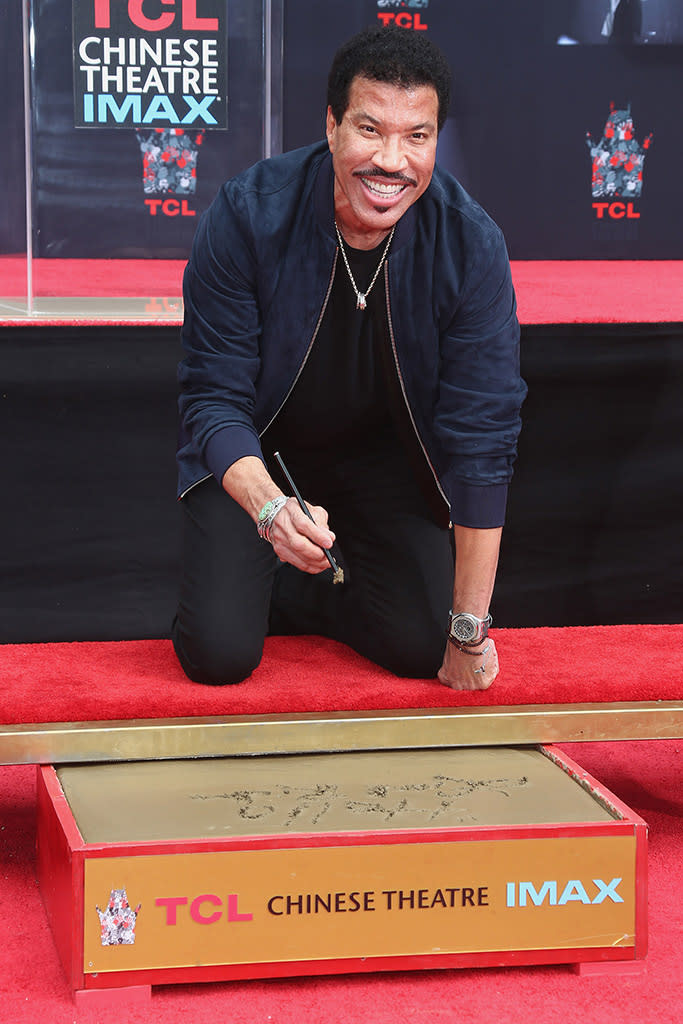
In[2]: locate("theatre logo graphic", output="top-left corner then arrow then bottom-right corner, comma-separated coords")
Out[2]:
586,103 -> 653,223
72,0 -> 226,219
96,888 -> 141,946
136,127 -> 204,217
72,0 -> 227,129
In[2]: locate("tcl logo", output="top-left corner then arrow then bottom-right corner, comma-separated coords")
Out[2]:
377,12 -> 428,29
145,198 -> 196,216
376,2 -> 429,30
155,893 -> 253,925
93,0 -> 218,32
592,202 -> 640,220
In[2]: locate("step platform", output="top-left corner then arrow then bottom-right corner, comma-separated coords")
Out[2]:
36,744 -> 647,1005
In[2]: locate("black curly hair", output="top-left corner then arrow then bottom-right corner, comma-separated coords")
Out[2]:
327,25 -> 451,132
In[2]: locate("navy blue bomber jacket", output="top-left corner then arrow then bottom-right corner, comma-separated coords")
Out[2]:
177,141 -> 526,528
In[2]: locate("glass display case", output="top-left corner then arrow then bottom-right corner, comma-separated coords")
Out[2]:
0,0 -> 282,323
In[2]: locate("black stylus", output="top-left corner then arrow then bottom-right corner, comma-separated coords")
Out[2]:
273,451 -> 344,584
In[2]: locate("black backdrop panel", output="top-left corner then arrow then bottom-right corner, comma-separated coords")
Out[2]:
2,1 -> 682,259
500,324 -> 683,626
1,1 -> 27,256
1,328 -> 182,642
282,0 -> 683,259
1,325 -> 681,643
28,0 -> 267,258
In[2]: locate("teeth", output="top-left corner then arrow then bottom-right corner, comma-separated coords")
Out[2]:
362,178 -> 405,196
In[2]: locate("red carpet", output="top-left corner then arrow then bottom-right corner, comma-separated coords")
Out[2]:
2,257 -> 683,323
0,625 -> 681,726
1,739 -> 681,1023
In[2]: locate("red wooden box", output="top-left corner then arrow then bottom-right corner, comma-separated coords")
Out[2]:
36,744 -> 647,1005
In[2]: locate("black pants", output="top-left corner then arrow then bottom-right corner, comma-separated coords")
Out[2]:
172,443 -> 453,684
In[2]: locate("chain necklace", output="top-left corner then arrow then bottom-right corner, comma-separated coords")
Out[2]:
334,222 -> 396,311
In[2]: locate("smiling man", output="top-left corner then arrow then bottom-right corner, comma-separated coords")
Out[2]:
174,26 -> 526,691
326,76 -> 438,248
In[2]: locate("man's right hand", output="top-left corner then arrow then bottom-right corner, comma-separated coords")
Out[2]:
222,456 -> 335,575
267,497 -> 336,574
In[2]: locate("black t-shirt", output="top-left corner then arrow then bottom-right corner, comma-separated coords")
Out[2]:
265,238 -> 395,455
262,237 -> 448,525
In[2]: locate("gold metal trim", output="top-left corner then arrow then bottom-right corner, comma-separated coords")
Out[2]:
1,701 -> 681,765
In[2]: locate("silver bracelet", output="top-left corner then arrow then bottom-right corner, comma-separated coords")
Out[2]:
473,644 -> 493,675
256,495 -> 290,542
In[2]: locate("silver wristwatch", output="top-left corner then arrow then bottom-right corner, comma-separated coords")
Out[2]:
447,610 -> 492,647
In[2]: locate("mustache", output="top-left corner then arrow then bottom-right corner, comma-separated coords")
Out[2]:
354,169 -> 417,187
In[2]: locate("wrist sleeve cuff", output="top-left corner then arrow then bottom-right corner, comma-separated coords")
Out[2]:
449,481 -> 508,529
204,425 -> 264,485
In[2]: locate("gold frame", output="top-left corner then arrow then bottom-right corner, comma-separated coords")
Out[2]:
1,700 -> 681,765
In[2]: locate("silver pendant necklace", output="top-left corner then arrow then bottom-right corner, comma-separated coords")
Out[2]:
334,222 -> 396,311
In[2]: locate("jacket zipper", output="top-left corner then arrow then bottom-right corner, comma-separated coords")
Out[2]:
383,262 -> 451,521
259,250 -> 339,439
180,253 -> 338,499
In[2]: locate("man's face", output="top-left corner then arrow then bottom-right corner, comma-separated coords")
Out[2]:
326,75 -> 439,248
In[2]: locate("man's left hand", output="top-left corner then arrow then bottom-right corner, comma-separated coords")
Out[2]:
437,637 -> 499,691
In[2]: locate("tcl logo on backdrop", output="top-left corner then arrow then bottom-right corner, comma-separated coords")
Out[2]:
586,102 -> 653,220
377,0 -> 429,31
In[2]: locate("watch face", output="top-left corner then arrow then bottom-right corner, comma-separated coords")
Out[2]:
450,615 -> 477,643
